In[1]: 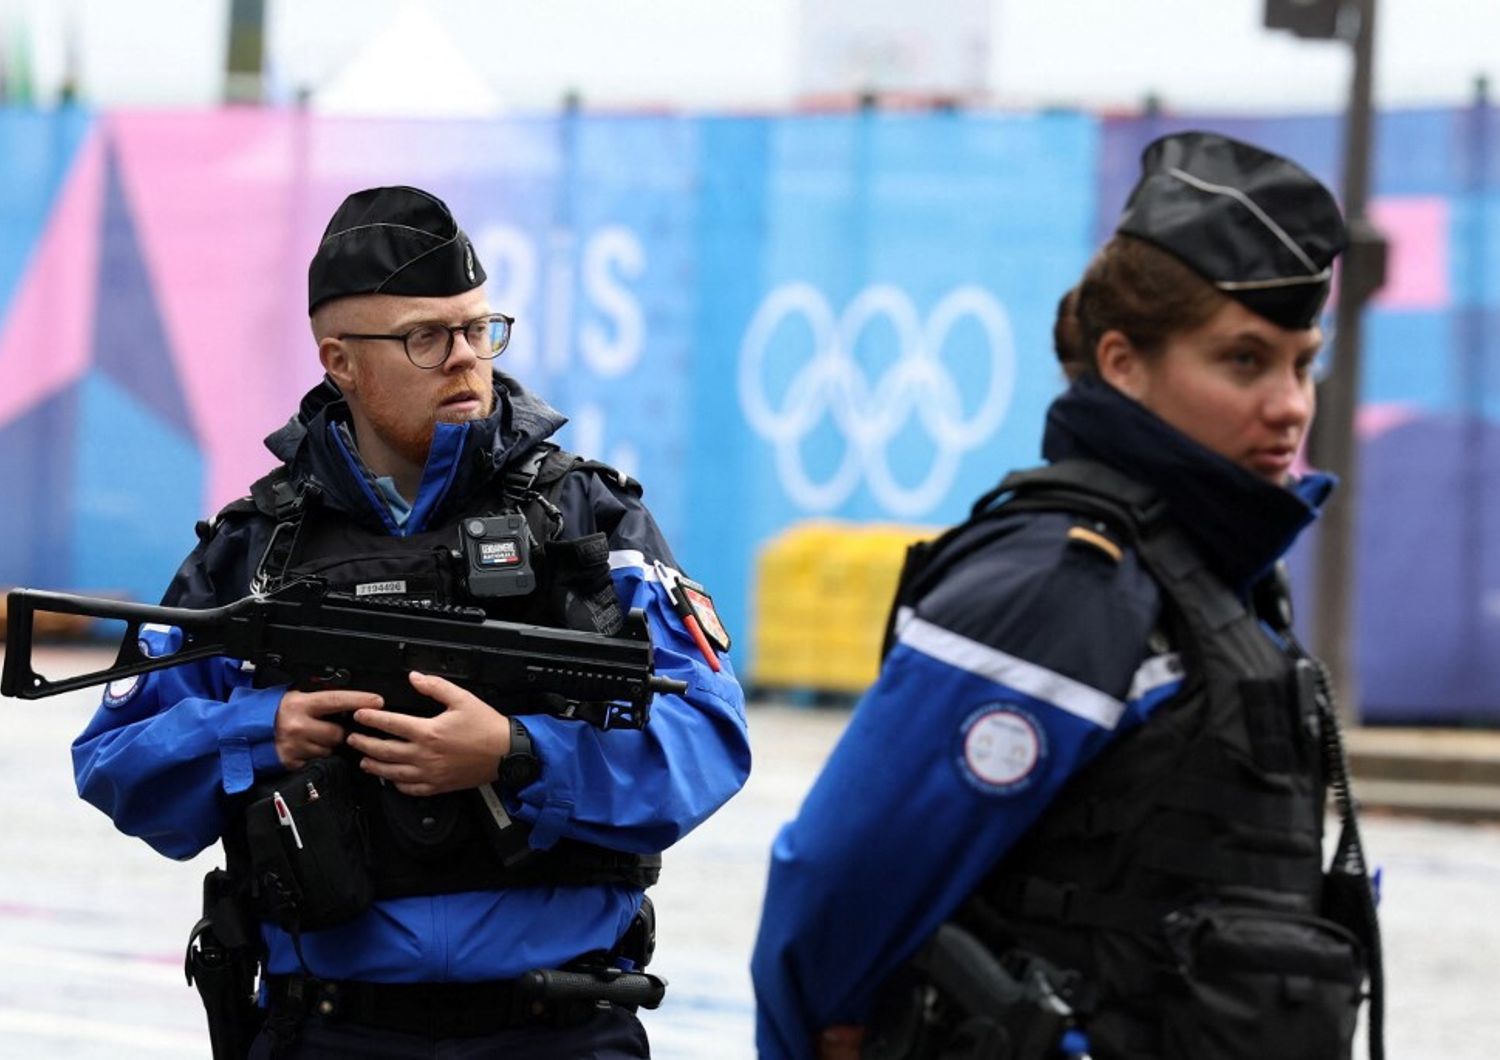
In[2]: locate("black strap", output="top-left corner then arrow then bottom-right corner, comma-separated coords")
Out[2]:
264,975 -> 600,1036
989,460 -> 1169,532
503,444 -> 594,549
1045,777 -> 1321,839
988,875 -> 1176,935
1292,640 -> 1386,1060
503,444 -> 552,496
1137,834 -> 1320,892
246,468 -> 323,595
883,460 -> 1172,655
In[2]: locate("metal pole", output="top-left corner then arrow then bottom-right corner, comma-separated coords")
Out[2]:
1460,76 -> 1490,694
1308,0 -> 1386,722
224,0 -> 266,105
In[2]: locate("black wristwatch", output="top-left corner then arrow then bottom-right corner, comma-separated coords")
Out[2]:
498,717 -> 541,789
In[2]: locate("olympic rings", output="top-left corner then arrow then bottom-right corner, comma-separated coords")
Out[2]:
738,282 -> 1016,515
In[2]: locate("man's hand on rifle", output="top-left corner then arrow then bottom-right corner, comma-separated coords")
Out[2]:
275,689 -> 382,769
345,671 -> 513,796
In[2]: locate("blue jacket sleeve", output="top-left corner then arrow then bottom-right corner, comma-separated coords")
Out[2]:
71,630 -> 285,859
504,471 -> 752,854
71,514 -> 286,859
750,514 -> 1182,1059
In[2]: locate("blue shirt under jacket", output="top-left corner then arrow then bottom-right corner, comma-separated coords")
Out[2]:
750,375 -> 1331,1059
72,370 -> 751,983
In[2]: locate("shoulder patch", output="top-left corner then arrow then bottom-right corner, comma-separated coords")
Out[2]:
587,461 -> 642,497
679,576 -> 730,651
1066,523 -> 1123,564
957,704 -> 1048,796
102,674 -> 144,709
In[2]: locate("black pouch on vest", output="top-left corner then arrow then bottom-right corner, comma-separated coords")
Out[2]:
1162,905 -> 1364,1060
543,532 -> 624,635
243,755 -> 373,932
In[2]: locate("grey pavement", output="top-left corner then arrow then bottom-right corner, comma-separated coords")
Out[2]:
2,648 -> 1499,1058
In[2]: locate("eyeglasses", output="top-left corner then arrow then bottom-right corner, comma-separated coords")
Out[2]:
338,313 -> 515,369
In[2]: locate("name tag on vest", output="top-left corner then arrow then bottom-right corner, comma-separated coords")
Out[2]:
355,580 -> 408,597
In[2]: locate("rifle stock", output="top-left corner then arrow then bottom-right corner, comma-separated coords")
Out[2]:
1,583 -> 686,729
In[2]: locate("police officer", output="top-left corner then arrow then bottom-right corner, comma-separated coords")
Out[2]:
73,186 -> 751,1058
751,133 -> 1382,1060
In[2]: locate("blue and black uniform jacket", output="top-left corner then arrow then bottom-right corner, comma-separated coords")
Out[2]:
72,369 -> 751,983
750,374 -> 1332,1059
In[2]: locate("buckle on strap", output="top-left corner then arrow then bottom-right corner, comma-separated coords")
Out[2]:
503,445 -> 553,497
1009,876 -> 1078,922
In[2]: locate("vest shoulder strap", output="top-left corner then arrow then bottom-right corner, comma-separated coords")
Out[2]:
531,445 -> 640,499
881,460 -> 1168,659
998,461 -> 1221,621
504,443 -> 640,546
244,465 -> 333,595
246,464 -> 314,521
985,459 -> 1169,539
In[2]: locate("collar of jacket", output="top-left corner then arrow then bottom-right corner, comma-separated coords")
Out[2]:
261,368 -> 568,529
1041,373 -> 1334,594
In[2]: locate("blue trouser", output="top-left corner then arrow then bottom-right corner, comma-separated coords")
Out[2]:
246,1006 -> 651,1059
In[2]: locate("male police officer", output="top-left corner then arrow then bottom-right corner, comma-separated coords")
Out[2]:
73,186 -> 751,1058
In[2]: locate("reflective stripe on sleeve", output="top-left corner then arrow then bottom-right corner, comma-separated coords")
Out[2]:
896,615 -> 1126,731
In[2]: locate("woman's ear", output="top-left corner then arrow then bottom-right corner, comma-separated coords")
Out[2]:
1096,329 -> 1146,400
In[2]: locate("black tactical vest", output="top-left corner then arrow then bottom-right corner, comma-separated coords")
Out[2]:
227,444 -> 659,903
884,460 -> 1373,1060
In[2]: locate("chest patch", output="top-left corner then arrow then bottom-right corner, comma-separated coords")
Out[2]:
958,705 -> 1045,795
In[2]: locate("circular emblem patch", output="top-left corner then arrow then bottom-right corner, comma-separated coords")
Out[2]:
103,674 -> 142,707
959,706 -> 1044,795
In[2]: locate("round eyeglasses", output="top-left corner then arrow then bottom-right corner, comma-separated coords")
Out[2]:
338,313 -> 514,369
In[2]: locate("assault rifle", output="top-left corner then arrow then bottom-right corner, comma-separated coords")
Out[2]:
0,580 -> 685,728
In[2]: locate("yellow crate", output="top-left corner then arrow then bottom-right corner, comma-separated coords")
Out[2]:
750,520 -> 938,693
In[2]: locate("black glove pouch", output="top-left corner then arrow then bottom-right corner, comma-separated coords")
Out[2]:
1162,904 -> 1364,1060
243,755 -> 374,933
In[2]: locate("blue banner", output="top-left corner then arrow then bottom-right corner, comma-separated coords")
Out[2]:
0,104 -> 1496,721
688,112 -> 1099,659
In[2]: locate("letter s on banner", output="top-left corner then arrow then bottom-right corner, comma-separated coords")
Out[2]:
581,226 -> 646,378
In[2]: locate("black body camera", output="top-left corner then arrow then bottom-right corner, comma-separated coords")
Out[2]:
461,514 -> 535,598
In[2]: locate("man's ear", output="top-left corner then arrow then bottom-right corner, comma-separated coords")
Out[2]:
320,338 -> 357,393
1095,329 -> 1146,400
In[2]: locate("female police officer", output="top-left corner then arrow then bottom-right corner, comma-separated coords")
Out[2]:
752,132 -> 1381,1060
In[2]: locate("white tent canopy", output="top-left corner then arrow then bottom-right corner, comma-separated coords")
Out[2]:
310,3 -> 504,118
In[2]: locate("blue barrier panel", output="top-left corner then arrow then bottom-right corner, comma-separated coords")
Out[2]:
694,111 -> 1100,665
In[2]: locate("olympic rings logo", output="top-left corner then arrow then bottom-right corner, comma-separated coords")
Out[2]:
738,283 -> 1016,516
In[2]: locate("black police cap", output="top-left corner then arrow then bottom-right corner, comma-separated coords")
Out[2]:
307,186 -> 486,314
1115,131 -> 1347,329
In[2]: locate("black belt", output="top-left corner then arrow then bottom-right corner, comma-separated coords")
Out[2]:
266,975 -> 608,1037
